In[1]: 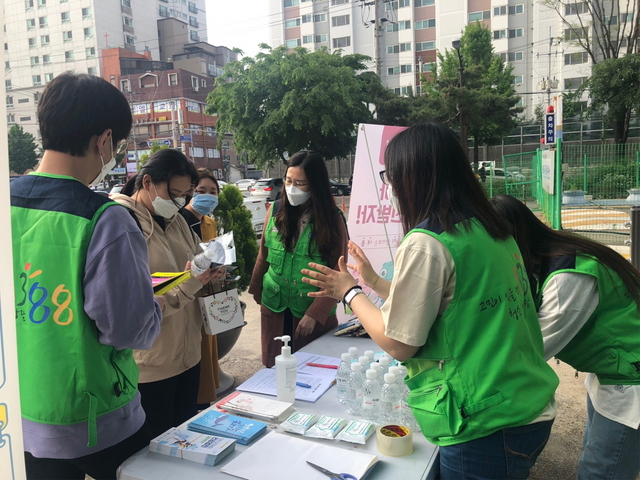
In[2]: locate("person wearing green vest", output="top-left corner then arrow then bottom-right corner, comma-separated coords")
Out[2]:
303,123 -> 559,479
10,73 -> 163,479
249,151 -> 349,367
491,194 -> 640,480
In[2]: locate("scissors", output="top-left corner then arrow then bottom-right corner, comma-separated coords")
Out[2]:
306,461 -> 358,480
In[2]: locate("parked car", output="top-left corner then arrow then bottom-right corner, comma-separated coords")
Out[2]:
108,184 -> 124,198
329,179 -> 351,196
243,197 -> 268,238
250,178 -> 283,201
235,179 -> 256,191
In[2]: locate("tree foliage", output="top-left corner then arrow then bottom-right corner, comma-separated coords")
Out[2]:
207,45 -> 375,167
138,141 -> 170,166
419,22 -> 523,162
8,125 -> 39,174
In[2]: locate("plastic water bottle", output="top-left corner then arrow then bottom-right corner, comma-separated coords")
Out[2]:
346,363 -> 365,416
362,369 -> 381,422
191,249 -> 215,276
397,366 -> 421,432
336,352 -> 352,405
378,356 -> 391,377
380,373 -> 402,424
370,362 -> 383,383
359,355 -> 370,370
364,350 -> 375,365
348,347 -> 359,363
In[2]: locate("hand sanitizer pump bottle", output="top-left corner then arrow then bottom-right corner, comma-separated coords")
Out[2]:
274,335 -> 297,403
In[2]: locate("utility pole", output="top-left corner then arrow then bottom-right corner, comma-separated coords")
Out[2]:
547,32 -> 552,107
373,0 -> 382,77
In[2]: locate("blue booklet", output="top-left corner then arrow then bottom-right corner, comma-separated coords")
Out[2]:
187,410 -> 267,445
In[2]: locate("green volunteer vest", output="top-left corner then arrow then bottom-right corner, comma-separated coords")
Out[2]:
11,172 -> 139,447
262,204 -> 336,319
402,218 -> 558,446
541,255 -> 640,384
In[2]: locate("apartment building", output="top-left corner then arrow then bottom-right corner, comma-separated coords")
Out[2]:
4,0 -> 208,141
268,0 -> 637,118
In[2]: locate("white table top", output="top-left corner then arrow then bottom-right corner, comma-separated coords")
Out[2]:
117,333 -> 438,480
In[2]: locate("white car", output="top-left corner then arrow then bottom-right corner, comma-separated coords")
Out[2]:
235,179 -> 256,191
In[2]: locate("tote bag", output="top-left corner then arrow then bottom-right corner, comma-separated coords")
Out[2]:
199,288 -> 244,335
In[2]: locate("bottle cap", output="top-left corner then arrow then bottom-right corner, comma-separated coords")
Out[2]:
204,249 -> 216,259
366,369 -> 377,380
384,373 -> 396,384
371,363 -> 382,372
397,366 -> 407,376
364,350 -> 375,359
379,356 -> 390,366
389,366 -> 401,376
274,336 -> 292,357
348,347 -> 359,357
351,363 -> 363,372
359,356 -> 369,367
341,352 -> 351,362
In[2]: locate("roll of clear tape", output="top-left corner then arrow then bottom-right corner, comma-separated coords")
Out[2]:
376,425 -> 414,457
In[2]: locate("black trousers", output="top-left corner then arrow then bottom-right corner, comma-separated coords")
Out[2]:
137,363 -> 201,439
24,423 -> 151,480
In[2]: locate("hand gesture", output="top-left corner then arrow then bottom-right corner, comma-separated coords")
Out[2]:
295,314 -> 316,339
347,241 -> 380,289
301,256 -> 358,301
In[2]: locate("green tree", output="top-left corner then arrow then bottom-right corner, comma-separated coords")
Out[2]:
207,44 -> 374,167
8,125 -> 39,174
419,22 -> 522,164
543,0 -> 639,142
138,141 -> 170,166
214,185 -> 258,292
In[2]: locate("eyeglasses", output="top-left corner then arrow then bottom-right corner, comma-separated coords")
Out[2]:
284,178 -> 309,188
379,170 -> 389,185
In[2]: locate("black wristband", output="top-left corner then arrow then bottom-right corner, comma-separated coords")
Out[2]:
342,285 -> 361,304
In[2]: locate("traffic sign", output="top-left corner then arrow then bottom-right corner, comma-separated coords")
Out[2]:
179,135 -> 192,142
545,113 -> 555,144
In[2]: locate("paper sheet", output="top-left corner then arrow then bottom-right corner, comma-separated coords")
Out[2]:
291,352 -> 341,378
236,369 -> 335,403
220,431 -> 378,480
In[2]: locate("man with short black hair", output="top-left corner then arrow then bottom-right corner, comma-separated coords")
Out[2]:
11,73 -> 163,479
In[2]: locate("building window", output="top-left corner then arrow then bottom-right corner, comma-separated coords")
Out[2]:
61,11 -> 70,23
122,0 -> 132,7
285,18 -> 300,28
81,7 -> 91,18
34,92 -> 41,103
605,15 -> 618,25
39,16 -> 48,27
6,80 -> 12,90
331,0 -> 349,4
44,73 -> 53,83
301,14 -> 311,23
189,16 -> 198,27
37,0 -> 46,7
494,29 -> 506,39
8,114 -> 16,124
564,76 -> 587,89
508,4 -> 524,14
20,116 -> 32,122
31,56 -> 40,66
42,54 -> 51,64
63,30 -> 72,42
332,15 -> 350,27
621,13 -> 633,22
508,28 -> 523,38
420,63 -> 434,72
315,34 -> 327,43
415,19 -> 436,29
283,0 -> 299,6
494,5 -> 507,15
564,51 -> 589,64
189,147 -> 204,158
415,0 -> 434,5
564,27 -> 588,40
386,1 -> 398,10
65,50 -> 74,62
188,1 -> 198,13
387,20 -> 411,32
84,27 -> 94,38
416,41 -> 435,51
285,39 -> 301,48
18,98 -> 29,104
565,2 -> 587,15
123,17 -> 133,27
508,51 -> 523,61
32,75 -> 42,86
121,79 -> 130,92
159,5 -> 168,17
5,61 -> 10,71
6,96 -> 13,108
86,47 -> 96,59
207,148 -> 215,158
400,86 -> 412,95
387,65 -> 412,75
189,30 -> 199,41
27,19 -> 36,29
303,35 -> 313,44
88,67 -> 97,75
200,79 -> 206,87
399,0 -> 410,6
25,0 -> 34,10
387,42 -> 411,54
168,73 -> 178,86
512,75 -> 523,85
40,34 -> 50,45
332,36 -> 351,48
125,35 -> 135,45
29,37 -> 37,48
468,10 -> 490,21
313,13 -> 326,22
191,76 -> 199,89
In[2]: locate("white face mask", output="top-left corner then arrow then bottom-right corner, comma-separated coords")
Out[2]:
149,183 -> 185,219
389,186 -> 400,213
285,185 -> 311,206
89,139 -> 116,187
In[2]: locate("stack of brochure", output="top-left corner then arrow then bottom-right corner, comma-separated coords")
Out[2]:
149,428 -> 235,466
187,409 -> 268,445
217,392 -> 295,423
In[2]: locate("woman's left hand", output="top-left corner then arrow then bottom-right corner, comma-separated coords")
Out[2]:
295,314 -> 316,339
302,256 -> 359,301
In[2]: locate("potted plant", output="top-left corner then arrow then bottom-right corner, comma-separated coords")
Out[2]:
212,184 -> 259,392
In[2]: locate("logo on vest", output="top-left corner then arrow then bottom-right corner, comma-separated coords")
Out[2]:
15,263 -> 74,325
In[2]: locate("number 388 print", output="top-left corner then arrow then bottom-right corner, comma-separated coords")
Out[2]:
16,263 -> 73,325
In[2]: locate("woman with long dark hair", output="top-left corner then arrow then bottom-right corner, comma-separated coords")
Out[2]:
491,194 -> 640,480
249,151 -> 348,367
302,123 -> 558,479
115,150 -> 226,437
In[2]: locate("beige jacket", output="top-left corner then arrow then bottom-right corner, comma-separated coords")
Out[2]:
113,194 -> 204,383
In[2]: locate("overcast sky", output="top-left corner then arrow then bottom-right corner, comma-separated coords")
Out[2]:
205,0 -> 271,58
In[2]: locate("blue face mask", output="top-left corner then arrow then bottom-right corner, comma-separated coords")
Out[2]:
191,193 -> 219,215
